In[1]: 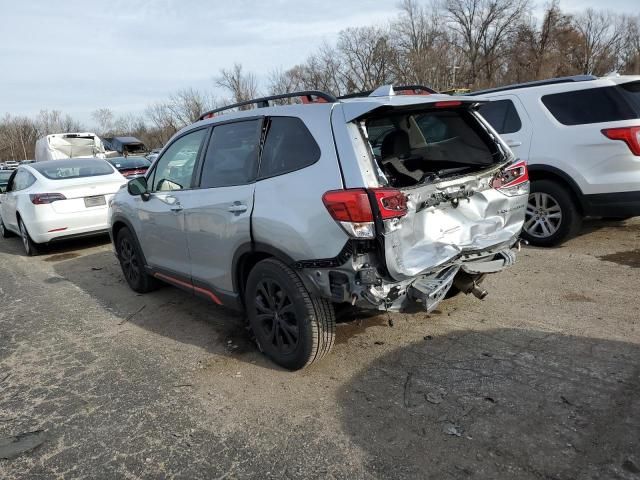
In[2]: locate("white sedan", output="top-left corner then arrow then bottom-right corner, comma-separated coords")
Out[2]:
0,159 -> 126,255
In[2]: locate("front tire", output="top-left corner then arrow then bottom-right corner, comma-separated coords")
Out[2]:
116,228 -> 159,293
245,258 -> 335,370
521,179 -> 582,247
18,218 -> 40,256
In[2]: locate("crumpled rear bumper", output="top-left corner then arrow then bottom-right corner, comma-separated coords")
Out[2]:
301,242 -> 520,313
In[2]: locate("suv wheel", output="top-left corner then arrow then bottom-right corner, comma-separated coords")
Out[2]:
0,217 -> 13,238
521,179 -> 582,247
19,218 -> 40,256
245,258 -> 335,370
116,228 -> 159,293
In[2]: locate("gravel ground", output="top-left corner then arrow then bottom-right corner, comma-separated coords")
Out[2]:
0,218 -> 639,479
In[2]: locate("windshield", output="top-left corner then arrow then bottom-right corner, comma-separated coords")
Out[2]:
365,108 -> 502,187
108,156 -> 151,169
31,159 -> 115,180
0,171 -> 12,181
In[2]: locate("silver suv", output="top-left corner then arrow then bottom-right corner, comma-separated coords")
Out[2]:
109,86 -> 528,370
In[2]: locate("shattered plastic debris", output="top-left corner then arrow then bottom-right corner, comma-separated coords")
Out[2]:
442,423 -> 463,437
0,430 -> 47,459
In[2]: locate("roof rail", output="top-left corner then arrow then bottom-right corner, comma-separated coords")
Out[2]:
337,84 -> 437,100
198,90 -> 338,121
469,75 -> 598,96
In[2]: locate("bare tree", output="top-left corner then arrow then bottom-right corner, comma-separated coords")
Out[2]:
572,9 -> 626,74
445,0 -> 530,87
336,26 -> 396,92
216,63 -> 259,106
91,108 -> 114,135
167,88 -> 216,124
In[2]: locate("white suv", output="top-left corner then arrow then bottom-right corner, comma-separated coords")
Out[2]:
475,75 -> 640,246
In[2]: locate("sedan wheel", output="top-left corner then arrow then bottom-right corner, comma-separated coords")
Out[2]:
19,219 -> 39,256
524,192 -> 562,239
0,217 -> 12,238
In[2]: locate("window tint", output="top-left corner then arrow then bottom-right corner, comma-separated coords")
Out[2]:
12,169 -> 36,191
542,84 -> 640,125
150,129 -> 206,191
259,117 -> 320,178
477,99 -> 522,134
200,120 -> 262,188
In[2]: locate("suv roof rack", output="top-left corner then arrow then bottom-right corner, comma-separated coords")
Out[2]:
198,90 -> 338,121
469,75 -> 598,95
337,85 -> 437,100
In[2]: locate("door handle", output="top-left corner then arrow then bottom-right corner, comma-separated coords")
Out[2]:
228,204 -> 248,213
506,140 -> 522,147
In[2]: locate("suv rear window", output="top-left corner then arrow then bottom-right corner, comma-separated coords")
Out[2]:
258,117 -> 320,179
31,159 -> 115,180
542,82 -> 640,125
365,108 -> 502,187
477,99 -> 522,134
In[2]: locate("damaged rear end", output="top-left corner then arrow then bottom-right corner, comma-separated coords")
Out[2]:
327,94 -> 528,312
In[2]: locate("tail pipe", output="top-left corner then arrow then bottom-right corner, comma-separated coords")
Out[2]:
453,272 -> 488,300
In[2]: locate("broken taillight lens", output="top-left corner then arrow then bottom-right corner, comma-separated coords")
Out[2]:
371,188 -> 408,219
30,193 -> 67,204
601,126 -> 640,156
323,187 -> 407,238
493,161 -> 529,197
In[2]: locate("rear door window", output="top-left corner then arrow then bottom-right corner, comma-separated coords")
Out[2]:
11,169 -> 36,191
199,119 -> 262,188
542,83 -> 640,125
258,117 -> 320,179
477,99 -> 522,134
150,128 -> 207,191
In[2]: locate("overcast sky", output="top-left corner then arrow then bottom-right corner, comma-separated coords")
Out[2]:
0,0 -> 637,125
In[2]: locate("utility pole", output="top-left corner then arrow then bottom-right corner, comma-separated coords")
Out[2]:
449,64 -> 460,89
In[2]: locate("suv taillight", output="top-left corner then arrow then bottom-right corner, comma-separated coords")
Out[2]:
601,126 -> 640,156
323,188 -> 407,238
30,193 -> 67,204
371,188 -> 408,219
493,160 -> 529,196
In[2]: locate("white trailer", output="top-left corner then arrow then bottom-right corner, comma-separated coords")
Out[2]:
35,133 -> 107,162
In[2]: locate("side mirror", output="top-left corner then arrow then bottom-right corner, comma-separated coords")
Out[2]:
127,177 -> 150,201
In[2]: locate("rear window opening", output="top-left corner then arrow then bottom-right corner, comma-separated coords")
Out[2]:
364,108 -> 505,188
31,159 -> 115,180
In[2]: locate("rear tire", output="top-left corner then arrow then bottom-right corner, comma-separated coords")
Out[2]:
521,179 -> 582,247
245,258 -> 335,370
116,228 -> 159,293
0,216 -> 13,238
18,218 -> 40,256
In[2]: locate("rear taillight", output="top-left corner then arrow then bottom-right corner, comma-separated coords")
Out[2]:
371,188 -> 408,219
30,193 -> 67,205
493,161 -> 529,197
323,188 -> 407,238
601,126 -> 640,156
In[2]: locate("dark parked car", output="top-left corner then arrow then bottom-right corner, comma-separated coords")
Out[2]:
107,156 -> 151,178
0,170 -> 12,192
103,136 -> 147,156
